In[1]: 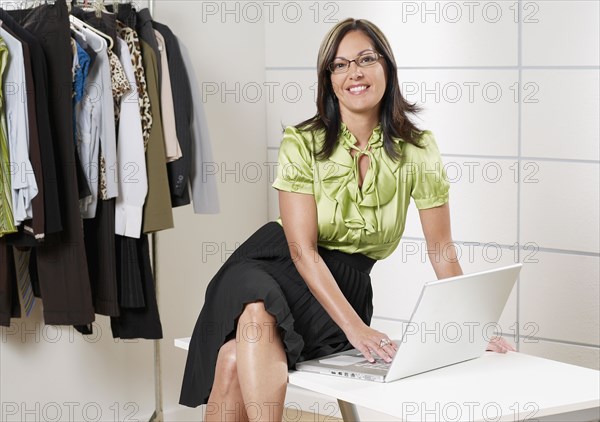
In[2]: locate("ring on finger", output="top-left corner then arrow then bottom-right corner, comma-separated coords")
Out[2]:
379,338 -> 392,348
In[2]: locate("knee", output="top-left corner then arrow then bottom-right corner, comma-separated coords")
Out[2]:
239,301 -> 274,324
213,340 -> 238,393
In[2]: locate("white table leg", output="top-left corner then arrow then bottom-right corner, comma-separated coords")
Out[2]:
337,399 -> 360,421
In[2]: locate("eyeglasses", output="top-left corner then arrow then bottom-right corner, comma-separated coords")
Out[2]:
328,51 -> 383,74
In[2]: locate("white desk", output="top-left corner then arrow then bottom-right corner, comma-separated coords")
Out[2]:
175,337 -> 600,421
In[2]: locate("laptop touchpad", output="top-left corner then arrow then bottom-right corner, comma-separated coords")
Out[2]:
318,356 -> 365,366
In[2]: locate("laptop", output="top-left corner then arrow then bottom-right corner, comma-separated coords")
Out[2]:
295,263 -> 522,382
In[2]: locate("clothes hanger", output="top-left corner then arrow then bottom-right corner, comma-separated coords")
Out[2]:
73,0 -> 106,18
71,0 -> 114,49
69,13 -> 114,50
111,0 -> 131,14
92,0 -> 103,18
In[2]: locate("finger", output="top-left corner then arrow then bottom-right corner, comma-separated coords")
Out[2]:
503,340 -> 516,352
372,334 -> 396,361
377,336 -> 397,350
498,338 -> 516,352
486,342 -> 498,352
357,345 -> 375,363
372,343 -> 394,362
382,341 -> 397,358
491,343 -> 511,353
379,338 -> 397,350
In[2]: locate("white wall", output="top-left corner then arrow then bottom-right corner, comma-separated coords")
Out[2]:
267,0 -> 599,366
265,1 -> 598,420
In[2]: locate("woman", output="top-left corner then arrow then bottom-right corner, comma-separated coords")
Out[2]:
180,18 -> 514,422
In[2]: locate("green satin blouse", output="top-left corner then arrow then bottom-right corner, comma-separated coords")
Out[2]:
272,123 -> 449,260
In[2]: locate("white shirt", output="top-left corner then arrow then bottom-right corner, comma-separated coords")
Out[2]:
115,37 -> 147,238
73,27 -> 118,218
0,27 -> 38,225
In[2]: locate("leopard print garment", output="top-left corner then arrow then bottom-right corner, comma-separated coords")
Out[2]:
98,154 -> 107,201
98,49 -> 131,200
109,49 -> 131,123
117,22 -> 152,151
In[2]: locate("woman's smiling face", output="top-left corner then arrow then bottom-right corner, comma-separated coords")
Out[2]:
330,30 -> 387,122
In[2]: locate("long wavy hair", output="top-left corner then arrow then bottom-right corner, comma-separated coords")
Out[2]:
296,18 -> 424,161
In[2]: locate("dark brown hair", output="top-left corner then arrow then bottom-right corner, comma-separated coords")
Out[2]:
296,18 -> 424,161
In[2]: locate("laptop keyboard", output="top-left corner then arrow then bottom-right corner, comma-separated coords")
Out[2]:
356,354 -> 392,371
355,359 -> 391,370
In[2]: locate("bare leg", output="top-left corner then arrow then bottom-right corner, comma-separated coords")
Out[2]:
205,339 -> 249,422
236,301 -> 288,422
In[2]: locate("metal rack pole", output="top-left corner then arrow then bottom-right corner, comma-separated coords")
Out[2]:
147,0 -> 162,419
148,234 -> 163,422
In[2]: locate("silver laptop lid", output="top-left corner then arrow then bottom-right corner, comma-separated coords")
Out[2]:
386,263 -> 522,381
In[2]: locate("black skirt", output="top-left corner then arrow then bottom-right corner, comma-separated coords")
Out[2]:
179,221 -> 377,407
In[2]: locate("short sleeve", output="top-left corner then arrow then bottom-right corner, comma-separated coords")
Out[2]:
272,126 -> 314,195
409,131 -> 450,209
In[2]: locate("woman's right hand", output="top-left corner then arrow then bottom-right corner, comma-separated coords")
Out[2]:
344,323 -> 398,363
278,191 -> 399,364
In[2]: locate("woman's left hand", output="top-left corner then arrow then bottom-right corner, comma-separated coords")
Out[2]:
486,336 -> 516,353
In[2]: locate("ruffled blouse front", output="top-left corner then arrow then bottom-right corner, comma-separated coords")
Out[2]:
325,123 -> 401,235
272,124 -> 449,260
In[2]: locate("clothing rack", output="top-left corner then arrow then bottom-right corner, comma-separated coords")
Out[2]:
71,1 -> 164,420
73,0 -> 165,419
72,0 -> 163,419
73,0 -> 164,417
1,0 -> 165,419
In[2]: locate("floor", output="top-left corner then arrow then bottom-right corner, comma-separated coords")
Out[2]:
283,409 -> 342,421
